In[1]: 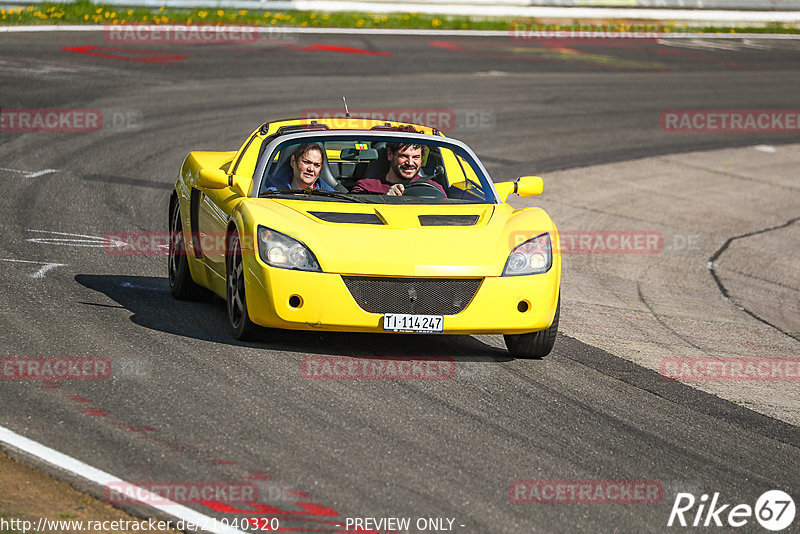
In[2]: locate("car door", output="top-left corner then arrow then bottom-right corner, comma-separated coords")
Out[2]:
196,132 -> 262,278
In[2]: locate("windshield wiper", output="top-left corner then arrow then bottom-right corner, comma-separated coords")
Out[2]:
263,189 -> 369,203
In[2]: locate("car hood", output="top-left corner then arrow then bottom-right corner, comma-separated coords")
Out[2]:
238,199 -> 557,277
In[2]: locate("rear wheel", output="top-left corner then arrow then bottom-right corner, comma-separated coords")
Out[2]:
504,296 -> 560,359
168,201 -> 208,300
226,231 -> 263,341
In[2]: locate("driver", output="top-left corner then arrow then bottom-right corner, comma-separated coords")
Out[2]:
350,142 -> 446,196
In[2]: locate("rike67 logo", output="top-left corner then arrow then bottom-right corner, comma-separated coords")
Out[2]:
668,490 -> 795,531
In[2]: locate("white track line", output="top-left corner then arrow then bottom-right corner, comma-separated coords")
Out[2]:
0,425 -> 246,534
25,169 -> 60,178
0,258 -> 68,278
0,167 -> 60,178
0,25 -> 800,38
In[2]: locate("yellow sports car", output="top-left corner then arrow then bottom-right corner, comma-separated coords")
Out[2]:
169,117 -> 561,357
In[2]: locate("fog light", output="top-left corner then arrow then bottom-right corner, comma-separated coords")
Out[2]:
517,300 -> 530,313
289,295 -> 303,308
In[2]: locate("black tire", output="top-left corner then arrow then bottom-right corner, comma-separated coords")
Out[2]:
504,296 -> 560,359
168,200 -> 209,300
226,231 -> 264,341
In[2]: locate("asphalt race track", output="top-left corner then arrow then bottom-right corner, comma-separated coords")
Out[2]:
1,30 -> 799,533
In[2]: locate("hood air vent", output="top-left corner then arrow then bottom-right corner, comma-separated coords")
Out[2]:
309,211 -> 383,225
418,215 -> 479,226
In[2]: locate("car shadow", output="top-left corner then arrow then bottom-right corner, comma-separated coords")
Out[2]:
75,274 -> 512,361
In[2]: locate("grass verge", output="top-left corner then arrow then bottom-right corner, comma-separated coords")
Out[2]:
0,0 -> 798,34
0,448 -> 180,534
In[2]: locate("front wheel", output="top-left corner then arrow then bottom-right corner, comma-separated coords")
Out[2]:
226,231 -> 264,341
504,296 -> 560,359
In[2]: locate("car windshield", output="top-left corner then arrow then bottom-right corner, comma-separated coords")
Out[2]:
256,135 -> 494,204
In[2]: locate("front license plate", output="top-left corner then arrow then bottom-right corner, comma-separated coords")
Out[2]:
383,313 -> 443,333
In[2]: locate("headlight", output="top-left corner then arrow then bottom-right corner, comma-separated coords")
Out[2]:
503,233 -> 552,276
257,226 -> 321,272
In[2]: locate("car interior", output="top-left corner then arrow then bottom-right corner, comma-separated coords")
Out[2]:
260,138 -> 489,202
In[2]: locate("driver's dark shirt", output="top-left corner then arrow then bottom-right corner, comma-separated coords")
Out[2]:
350,175 -> 446,195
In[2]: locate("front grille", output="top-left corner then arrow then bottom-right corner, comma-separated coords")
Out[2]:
342,276 -> 482,315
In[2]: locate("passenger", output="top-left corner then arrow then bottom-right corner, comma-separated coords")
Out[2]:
267,143 -> 334,191
350,142 -> 445,196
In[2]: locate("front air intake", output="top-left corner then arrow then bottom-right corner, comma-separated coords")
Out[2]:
342,277 -> 482,315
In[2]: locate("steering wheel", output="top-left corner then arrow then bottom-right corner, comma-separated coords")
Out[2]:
403,180 -> 447,198
318,167 -> 348,193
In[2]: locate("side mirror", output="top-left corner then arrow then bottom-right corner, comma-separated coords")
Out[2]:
496,175 -> 544,203
516,176 -> 544,197
198,168 -> 229,189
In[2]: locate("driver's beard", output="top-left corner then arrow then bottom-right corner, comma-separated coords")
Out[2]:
391,159 -> 417,181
